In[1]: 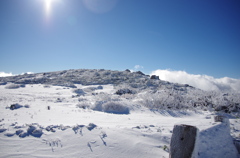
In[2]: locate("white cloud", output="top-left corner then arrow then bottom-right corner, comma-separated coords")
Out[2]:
0,72 -> 34,77
0,72 -> 14,77
21,72 -> 34,75
134,65 -> 144,70
151,69 -> 240,92
129,65 -> 144,72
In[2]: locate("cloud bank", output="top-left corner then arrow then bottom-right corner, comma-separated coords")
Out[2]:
151,69 -> 240,92
0,72 -> 14,77
0,72 -> 34,77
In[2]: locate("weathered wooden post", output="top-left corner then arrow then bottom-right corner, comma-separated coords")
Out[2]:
214,115 -> 224,122
169,124 -> 198,158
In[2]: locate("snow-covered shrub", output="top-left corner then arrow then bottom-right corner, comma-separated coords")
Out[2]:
43,85 -> 51,88
116,88 -> 135,95
138,90 -> 191,110
24,105 -> 30,108
83,87 -> 98,92
54,83 -> 77,88
0,82 -> 7,85
96,92 -> 116,102
138,92 -> 166,109
76,102 -> 91,109
97,85 -> 103,89
90,101 -> 104,111
5,84 -> 25,89
188,90 -> 240,113
73,89 -> 86,96
101,101 -> 130,114
78,97 -> 88,102
90,92 -> 130,114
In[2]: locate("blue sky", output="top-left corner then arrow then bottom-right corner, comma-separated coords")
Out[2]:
0,0 -> 240,78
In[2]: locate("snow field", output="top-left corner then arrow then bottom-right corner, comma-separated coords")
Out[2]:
0,84 -> 239,158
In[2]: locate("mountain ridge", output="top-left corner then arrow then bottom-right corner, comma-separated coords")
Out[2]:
0,68 -> 194,91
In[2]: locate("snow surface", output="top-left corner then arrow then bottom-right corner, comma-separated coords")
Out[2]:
0,82 -> 239,157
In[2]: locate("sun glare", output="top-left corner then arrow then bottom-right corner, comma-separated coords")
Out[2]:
45,0 -> 53,16
44,0 -> 60,18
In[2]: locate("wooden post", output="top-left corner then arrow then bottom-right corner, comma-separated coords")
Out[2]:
214,115 -> 224,122
169,124 -> 198,158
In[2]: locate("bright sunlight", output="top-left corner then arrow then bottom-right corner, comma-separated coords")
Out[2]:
44,0 -> 61,17
45,0 -> 53,17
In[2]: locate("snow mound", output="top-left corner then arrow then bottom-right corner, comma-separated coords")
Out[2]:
198,120 -> 238,157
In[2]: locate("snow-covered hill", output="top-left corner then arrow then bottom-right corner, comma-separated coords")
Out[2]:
0,69 -> 192,90
0,69 -> 239,157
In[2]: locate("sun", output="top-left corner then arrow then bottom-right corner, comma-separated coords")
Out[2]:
44,0 -> 53,16
44,0 -> 60,17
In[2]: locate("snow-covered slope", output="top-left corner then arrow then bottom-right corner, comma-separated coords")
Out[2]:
0,69 -> 239,157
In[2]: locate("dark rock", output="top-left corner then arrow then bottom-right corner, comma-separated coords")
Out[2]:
87,123 -> 97,131
19,132 -> 29,138
27,125 -> 43,137
16,130 -> 24,135
31,129 -> 43,137
0,128 -> 7,133
136,71 -> 145,75
150,75 -> 159,80
10,103 -> 23,110
27,125 -> 37,134
10,104 -> 16,110
170,124 -> 198,158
